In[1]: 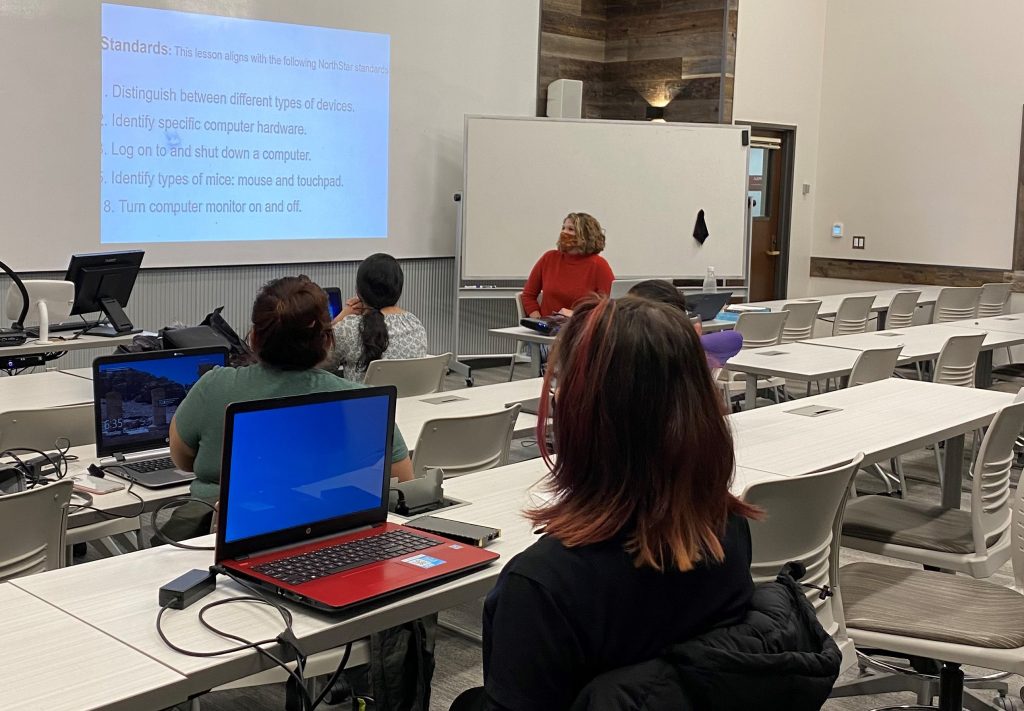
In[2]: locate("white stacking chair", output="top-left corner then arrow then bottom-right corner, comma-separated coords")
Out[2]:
0,404 -> 95,451
410,405 -> 521,478
364,353 -> 451,397
0,479 -> 73,582
843,394 -> 1024,579
848,346 -> 904,387
0,405 -> 141,558
846,346 -> 908,495
979,282 -> 1014,364
931,286 -> 981,323
933,332 -> 986,388
831,295 -> 876,336
780,300 -> 821,343
884,290 -> 920,330
735,310 -> 789,348
928,332 -> 987,485
977,282 -> 1012,318
507,292 -> 531,382
831,452 -> 1024,710
719,311 -> 789,406
744,454 -> 864,672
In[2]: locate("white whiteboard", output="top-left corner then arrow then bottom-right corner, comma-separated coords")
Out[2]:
462,116 -> 750,281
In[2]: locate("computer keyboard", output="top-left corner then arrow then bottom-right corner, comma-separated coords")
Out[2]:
123,457 -> 175,473
25,321 -> 98,336
253,530 -> 437,585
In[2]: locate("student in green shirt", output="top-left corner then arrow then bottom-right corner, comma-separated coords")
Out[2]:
161,275 -> 414,542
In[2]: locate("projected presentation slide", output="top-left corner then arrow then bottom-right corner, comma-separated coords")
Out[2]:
100,3 -> 390,244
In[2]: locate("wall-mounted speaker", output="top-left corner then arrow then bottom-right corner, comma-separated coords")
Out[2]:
546,79 -> 583,119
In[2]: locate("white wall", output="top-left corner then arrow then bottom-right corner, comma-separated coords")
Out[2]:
733,0 -> 828,297
812,0 -> 1024,269
735,0 -> 1024,297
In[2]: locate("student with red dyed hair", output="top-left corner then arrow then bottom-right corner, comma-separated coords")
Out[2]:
456,296 -> 758,710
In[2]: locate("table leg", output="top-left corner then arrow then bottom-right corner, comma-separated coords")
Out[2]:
975,350 -> 993,389
744,375 -> 757,410
529,343 -> 542,377
940,434 -> 965,510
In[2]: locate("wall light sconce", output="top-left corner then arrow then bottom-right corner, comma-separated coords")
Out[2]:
646,106 -> 666,122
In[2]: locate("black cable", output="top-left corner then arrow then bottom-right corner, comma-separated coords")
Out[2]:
67,470 -> 146,520
158,565 -> 316,711
310,640 -> 354,709
149,498 -> 216,550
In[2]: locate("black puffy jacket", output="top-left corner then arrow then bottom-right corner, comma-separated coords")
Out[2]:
568,566 -> 842,711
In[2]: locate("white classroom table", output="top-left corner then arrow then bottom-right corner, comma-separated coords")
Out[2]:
490,319 -> 733,377
395,377 -> 543,443
0,583 -> 187,711
729,378 -> 1013,509
806,322 -> 1024,387
0,369 -> 95,410
723,342 -> 863,410
8,379 -> 1004,707
0,331 -> 136,358
7,457 -> 780,709
749,286 -> 944,328
60,366 -> 94,380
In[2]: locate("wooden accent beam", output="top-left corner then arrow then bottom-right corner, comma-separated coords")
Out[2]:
809,257 -> 1017,289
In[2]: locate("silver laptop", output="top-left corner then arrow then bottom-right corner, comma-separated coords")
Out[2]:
610,279 -> 650,299
92,347 -> 228,487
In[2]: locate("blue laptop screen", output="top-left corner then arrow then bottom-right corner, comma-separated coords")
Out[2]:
223,394 -> 391,544
96,352 -> 226,454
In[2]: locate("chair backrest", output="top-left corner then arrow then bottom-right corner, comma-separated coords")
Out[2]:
410,405 -> 521,478
0,404 -> 95,453
832,295 -> 876,336
847,346 -> 903,387
977,282 -> 1012,318
744,454 -> 864,641
885,291 -> 920,329
933,332 -> 985,387
779,301 -> 821,342
734,311 -> 788,349
0,479 -> 73,582
970,394 -> 1024,556
931,286 -> 981,323
363,353 -> 452,397
514,292 -> 526,321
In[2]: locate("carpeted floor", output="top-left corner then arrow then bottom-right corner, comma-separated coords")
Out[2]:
88,364 -> 1023,711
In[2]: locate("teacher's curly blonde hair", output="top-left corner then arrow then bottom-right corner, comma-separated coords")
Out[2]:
563,212 -> 606,255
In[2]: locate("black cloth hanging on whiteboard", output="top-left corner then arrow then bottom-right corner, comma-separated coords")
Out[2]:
693,210 -> 710,245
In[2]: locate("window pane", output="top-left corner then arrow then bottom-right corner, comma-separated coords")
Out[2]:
748,146 -> 770,219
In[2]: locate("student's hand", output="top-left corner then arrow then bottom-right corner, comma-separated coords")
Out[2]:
557,308 -> 573,317
529,311 -> 542,319
336,297 -> 363,322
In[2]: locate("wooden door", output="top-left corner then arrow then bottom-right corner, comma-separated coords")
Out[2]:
748,130 -> 785,301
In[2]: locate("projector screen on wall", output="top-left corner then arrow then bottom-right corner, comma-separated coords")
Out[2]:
0,0 -> 539,270
101,4 -> 390,245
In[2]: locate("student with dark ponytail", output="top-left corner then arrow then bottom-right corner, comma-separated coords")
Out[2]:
324,253 -> 428,381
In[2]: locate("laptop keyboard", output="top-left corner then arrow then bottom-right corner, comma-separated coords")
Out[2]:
123,457 -> 175,473
253,530 -> 438,586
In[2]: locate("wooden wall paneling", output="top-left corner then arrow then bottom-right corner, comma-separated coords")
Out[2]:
809,257 -> 1015,289
537,0 -> 733,123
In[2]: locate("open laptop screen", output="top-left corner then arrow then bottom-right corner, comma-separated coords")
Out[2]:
221,389 -> 394,546
94,348 -> 228,457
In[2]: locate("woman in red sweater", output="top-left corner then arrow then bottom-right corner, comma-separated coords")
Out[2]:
522,213 -> 614,318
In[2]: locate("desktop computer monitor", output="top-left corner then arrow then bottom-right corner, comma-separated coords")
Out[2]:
65,250 -> 144,337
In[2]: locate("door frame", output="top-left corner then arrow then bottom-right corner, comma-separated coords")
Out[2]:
738,121 -> 796,299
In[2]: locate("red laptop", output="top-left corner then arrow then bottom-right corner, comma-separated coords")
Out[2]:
214,386 -> 499,612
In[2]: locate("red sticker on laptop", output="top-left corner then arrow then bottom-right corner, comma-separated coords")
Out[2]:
401,554 -> 446,569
